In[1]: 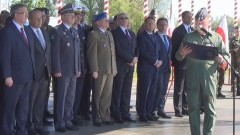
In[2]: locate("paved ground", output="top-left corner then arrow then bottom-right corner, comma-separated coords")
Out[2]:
47,83 -> 240,135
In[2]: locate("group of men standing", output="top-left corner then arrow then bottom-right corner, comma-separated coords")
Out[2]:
0,2 -> 234,135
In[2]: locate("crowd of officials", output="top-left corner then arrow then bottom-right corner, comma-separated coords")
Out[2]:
0,3 -> 236,135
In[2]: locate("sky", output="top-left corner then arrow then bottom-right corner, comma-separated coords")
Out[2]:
172,0 -> 240,18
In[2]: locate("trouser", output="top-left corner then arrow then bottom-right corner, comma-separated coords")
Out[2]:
186,73 -> 217,135
111,68 -> 133,119
173,68 -> 188,114
53,76 -> 77,128
92,74 -> 114,122
1,82 -> 32,135
28,75 -> 49,129
217,68 -> 225,93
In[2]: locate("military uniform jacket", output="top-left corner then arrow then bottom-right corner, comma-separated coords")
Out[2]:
176,30 -> 229,89
50,23 -> 81,77
87,28 -> 117,75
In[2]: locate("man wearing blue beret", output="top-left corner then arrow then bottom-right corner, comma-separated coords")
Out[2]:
176,7 -> 229,135
87,12 -> 117,126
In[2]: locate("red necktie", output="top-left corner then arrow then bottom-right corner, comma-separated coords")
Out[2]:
20,28 -> 29,46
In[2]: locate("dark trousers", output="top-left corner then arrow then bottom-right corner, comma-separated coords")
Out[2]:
173,68 -> 188,114
53,76 -> 77,128
111,68 -> 133,119
2,82 -> 31,135
231,67 -> 240,92
79,72 -> 92,117
0,80 -> 3,131
137,69 -> 158,117
154,71 -> 171,112
28,75 -> 49,130
217,68 -> 225,89
73,72 -> 86,118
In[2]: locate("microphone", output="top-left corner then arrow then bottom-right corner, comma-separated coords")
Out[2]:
200,28 -> 212,37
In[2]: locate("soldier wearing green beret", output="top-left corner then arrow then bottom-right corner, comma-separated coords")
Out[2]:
176,8 -> 229,135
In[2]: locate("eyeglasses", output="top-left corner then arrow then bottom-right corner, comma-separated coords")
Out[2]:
119,17 -> 129,20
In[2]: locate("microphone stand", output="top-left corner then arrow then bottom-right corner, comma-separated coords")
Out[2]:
205,35 -> 239,135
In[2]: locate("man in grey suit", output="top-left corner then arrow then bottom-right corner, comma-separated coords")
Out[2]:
27,9 -> 51,135
50,4 -> 81,132
87,12 -> 117,126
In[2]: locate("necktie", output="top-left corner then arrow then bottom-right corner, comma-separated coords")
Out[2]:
125,29 -> 131,42
20,27 -> 29,46
163,35 -> 169,50
150,34 -> 155,42
188,27 -> 191,33
36,29 -> 46,49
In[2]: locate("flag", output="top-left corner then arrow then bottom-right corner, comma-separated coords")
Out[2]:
215,15 -> 229,53
215,15 -> 229,70
167,3 -> 175,37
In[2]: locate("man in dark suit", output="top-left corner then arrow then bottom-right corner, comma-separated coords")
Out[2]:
154,17 -> 172,119
172,11 -> 192,117
0,4 -> 35,135
27,9 -> 51,135
137,16 -> 161,122
78,9 -> 93,121
50,4 -> 81,132
110,13 -> 138,123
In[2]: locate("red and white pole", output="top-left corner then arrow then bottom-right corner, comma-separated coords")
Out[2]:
178,0 -> 182,24
191,0 -> 194,26
104,0 -> 109,17
234,0 -> 238,27
144,0 -> 149,19
56,0 -> 63,24
207,0 -> 211,29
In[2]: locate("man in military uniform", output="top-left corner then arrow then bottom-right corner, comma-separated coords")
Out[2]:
229,26 -> 240,95
50,4 -> 81,132
176,8 -> 229,135
87,12 -> 117,126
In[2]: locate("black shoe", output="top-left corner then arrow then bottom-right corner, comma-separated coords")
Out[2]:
72,119 -> 87,126
147,115 -> 158,121
82,115 -> 91,121
182,110 -> 189,116
28,128 -> 38,135
175,113 -> 184,117
139,116 -> 148,122
93,122 -> 102,127
55,127 -> 66,132
122,117 -> 136,122
35,128 -> 49,135
102,121 -> 114,125
217,92 -> 226,98
157,112 -> 172,119
113,117 -> 124,124
66,125 -> 80,131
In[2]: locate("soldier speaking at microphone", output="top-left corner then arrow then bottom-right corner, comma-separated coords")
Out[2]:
176,8 -> 229,135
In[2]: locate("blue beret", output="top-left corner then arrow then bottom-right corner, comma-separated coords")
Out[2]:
95,12 -> 108,22
195,7 -> 208,21
58,4 -> 74,15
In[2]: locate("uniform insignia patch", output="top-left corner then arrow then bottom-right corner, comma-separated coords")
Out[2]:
193,41 -> 198,44
67,43 -> 70,47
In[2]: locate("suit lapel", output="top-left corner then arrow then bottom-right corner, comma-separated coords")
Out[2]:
10,23 -> 29,48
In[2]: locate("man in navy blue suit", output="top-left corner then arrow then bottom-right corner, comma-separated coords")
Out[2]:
172,11 -> 193,117
50,4 -> 81,132
137,16 -> 162,122
154,17 -> 172,119
0,4 -> 35,135
111,13 -> 138,123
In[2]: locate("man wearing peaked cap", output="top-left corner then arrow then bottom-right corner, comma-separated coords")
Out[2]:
87,12 -> 117,126
50,3 -> 81,132
175,7 -> 229,135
